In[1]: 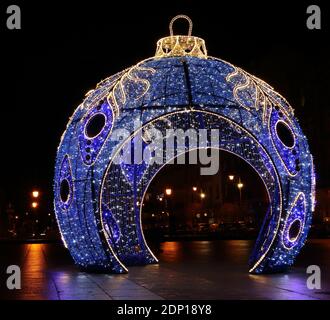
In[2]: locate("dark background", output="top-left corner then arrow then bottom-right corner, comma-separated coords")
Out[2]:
0,0 -> 329,214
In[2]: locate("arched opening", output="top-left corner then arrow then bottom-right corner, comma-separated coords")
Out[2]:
141,149 -> 270,266
100,110 -> 283,273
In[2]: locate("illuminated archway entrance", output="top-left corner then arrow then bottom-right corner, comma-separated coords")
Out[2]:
54,16 -> 314,274
98,110 -> 311,274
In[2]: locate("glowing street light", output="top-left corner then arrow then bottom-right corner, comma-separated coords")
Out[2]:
32,202 -> 38,209
192,186 -> 197,191
237,179 -> 244,206
165,188 -> 172,196
228,175 -> 234,181
32,190 -> 39,198
200,192 -> 206,199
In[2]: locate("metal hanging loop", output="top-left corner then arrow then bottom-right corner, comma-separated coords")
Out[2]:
169,15 -> 193,37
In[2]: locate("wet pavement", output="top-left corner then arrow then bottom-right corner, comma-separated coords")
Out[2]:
0,239 -> 330,300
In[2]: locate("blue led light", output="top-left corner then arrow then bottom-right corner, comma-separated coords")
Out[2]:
54,34 -> 314,274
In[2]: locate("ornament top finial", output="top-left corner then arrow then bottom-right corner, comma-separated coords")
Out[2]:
169,15 -> 193,37
155,15 -> 207,59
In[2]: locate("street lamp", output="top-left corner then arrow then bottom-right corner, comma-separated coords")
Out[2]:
192,186 -> 197,192
32,190 -> 39,198
227,175 -> 244,205
237,179 -> 244,205
200,192 -> 206,199
32,202 -> 38,209
164,188 -> 174,234
165,188 -> 172,196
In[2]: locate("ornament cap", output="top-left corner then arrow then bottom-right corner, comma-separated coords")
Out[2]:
155,15 -> 207,59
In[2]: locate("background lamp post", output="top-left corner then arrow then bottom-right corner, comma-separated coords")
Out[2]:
32,190 -> 39,198
165,188 -> 174,234
165,188 -> 172,196
237,180 -> 244,206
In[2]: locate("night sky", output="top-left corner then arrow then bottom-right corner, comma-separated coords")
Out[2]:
0,0 -> 329,213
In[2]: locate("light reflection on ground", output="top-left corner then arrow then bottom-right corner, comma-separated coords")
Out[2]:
0,239 -> 329,299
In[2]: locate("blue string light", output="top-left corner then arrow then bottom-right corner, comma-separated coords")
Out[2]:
54,18 -> 314,274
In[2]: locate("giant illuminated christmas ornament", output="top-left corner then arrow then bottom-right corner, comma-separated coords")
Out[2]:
54,15 -> 315,274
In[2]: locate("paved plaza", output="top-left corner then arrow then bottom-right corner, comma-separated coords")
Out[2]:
0,239 -> 330,300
